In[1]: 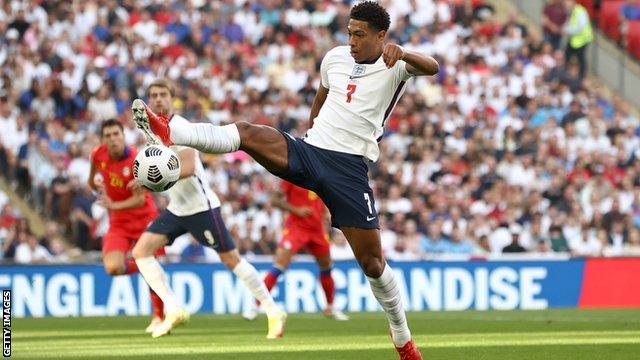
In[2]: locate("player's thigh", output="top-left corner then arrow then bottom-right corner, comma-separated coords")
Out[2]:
340,227 -> 384,278
141,210 -> 188,255
186,207 -> 236,253
276,228 -> 303,267
133,231 -> 169,259
102,230 -> 132,258
274,246 -> 294,269
236,122 -> 289,175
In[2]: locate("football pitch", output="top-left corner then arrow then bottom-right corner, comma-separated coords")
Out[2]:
12,309 -> 640,359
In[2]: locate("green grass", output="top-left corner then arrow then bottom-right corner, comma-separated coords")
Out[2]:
11,309 -> 640,359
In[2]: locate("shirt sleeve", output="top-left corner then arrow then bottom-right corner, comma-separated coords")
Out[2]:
320,52 -> 331,89
395,61 -> 414,82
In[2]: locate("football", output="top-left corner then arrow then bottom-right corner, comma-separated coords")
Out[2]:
133,144 -> 181,192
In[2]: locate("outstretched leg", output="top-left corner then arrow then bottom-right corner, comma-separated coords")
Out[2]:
132,99 -> 289,175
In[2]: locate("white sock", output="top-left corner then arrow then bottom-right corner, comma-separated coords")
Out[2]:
136,256 -> 181,313
367,263 -> 411,347
169,122 -> 240,154
233,258 -> 281,317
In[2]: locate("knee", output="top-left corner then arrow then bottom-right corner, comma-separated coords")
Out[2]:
132,233 -> 156,259
219,251 -> 240,269
235,121 -> 254,136
104,263 -> 124,276
359,255 -> 385,278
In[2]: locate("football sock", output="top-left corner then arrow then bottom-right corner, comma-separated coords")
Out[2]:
124,259 -> 139,275
319,269 -> 335,306
170,122 -> 240,154
264,266 -> 284,291
257,266 -> 284,306
150,289 -> 164,319
233,258 -> 281,318
136,256 -> 180,313
367,263 -> 411,347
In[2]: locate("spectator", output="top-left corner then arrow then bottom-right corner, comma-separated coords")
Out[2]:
15,233 -> 51,264
421,222 -> 448,255
549,225 -> 570,252
542,0 -> 568,50
563,0 -> 593,79
502,225 -> 527,253
569,226 -> 602,257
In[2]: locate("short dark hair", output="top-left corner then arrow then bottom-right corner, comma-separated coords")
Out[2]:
350,1 -> 390,32
100,119 -> 123,136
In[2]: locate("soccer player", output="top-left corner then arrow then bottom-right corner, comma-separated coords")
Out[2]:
133,2 -> 437,358
88,119 -> 165,334
243,180 -> 349,321
131,79 -> 286,339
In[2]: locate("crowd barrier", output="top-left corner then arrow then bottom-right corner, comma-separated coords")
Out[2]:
1,258 -> 639,317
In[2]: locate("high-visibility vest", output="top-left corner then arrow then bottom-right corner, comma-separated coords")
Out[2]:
569,4 -> 594,49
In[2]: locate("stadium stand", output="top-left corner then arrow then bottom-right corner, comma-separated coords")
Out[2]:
577,0 -> 640,61
0,0 -> 640,265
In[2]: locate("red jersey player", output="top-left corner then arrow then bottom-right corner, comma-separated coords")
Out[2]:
243,180 -> 349,321
88,119 -> 164,333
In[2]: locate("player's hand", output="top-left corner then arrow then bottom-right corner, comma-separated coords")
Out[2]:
293,207 -> 313,217
127,179 -> 142,192
382,43 -> 406,69
95,181 -> 106,194
96,194 -> 114,210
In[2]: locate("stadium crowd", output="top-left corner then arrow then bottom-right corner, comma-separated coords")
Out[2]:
1,0 -> 640,264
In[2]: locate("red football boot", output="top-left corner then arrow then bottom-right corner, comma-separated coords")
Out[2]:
132,99 -> 173,146
395,339 -> 423,360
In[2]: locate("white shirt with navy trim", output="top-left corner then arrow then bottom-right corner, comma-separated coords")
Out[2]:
304,45 -> 413,162
166,115 -> 221,216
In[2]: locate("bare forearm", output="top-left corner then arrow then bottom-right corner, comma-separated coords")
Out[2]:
272,197 -> 297,213
110,195 -> 145,211
403,50 -> 439,76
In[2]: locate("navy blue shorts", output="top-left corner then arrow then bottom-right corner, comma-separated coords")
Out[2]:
279,132 -> 379,229
146,207 -> 236,252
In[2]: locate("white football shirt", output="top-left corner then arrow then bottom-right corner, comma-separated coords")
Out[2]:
166,115 -> 221,216
304,46 -> 413,162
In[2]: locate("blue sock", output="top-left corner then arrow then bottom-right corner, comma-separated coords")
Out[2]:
269,267 -> 283,278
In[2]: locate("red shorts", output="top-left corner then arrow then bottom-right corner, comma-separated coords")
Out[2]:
278,227 -> 330,258
102,219 -> 165,256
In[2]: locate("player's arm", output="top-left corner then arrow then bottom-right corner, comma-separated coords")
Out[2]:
382,43 -> 439,76
309,85 -> 329,129
101,184 -> 146,211
177,148 -> 196,179
88,162 -> 99,191
271,190 -> 312,217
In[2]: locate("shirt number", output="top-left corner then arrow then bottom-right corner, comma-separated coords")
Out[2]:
346,84 -> 357,103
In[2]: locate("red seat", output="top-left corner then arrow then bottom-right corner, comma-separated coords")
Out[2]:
626,20 -> 640,59
599,1 -> 626,41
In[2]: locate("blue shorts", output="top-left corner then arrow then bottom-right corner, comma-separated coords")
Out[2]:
146,207 -> 236,252
279,132 -> 379,229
